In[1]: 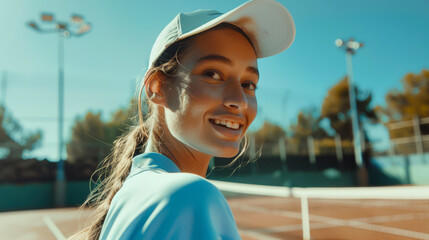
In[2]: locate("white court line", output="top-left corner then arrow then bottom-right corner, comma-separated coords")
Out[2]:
300,197 -> 310,240
43,215 -> 66,240
235,204 -> 429,239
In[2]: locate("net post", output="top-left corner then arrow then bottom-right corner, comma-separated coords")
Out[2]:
301,195 -> 311,240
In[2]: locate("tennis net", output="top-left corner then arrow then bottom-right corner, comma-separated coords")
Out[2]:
209,180 -> 429,240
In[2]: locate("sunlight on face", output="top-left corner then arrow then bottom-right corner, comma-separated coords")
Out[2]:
164,27 -> 258,158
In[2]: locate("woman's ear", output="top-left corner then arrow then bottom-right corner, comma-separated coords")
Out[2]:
144,71 -> 168,106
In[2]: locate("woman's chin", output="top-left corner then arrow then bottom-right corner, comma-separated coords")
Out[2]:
214,147 -> 240,158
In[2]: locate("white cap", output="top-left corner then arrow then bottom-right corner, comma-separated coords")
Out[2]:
149,0 -> 296,68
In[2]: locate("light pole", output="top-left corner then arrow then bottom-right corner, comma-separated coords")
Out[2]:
28,13 -> 91,206
335,38 -> 367,185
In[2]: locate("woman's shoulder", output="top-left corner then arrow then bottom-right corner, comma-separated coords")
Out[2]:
101,170 -> 239,239
101,171 -> 234,239
121,170 -> 224,204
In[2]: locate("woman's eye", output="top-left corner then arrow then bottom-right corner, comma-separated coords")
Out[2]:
204,71 -> 222,80
242,82 -> 258,91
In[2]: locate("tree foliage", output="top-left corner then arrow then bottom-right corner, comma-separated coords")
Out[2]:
252,121 -> 286,146
377,69 -> 429,122
375,69 -> 429,153
289,109 -> 328,140
321,77 -> 377,140
0,105 -> 42,159
67,99 -> 137,164
248,121 -> 287,156
288,108 -> 329,154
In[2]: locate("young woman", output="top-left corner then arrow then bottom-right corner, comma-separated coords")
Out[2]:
71,0 -> 295,239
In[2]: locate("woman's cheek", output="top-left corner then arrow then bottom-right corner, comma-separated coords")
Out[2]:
189,84 -> 223,108
247,97 -> 258,125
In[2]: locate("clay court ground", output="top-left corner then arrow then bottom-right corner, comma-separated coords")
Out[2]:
1,196 -> 428,240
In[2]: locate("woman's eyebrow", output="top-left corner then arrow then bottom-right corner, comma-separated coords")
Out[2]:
197,54 -> 231,64
247,66 -> 259,77
197,54 -> 259,77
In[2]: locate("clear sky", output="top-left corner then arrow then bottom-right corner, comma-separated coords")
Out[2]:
1,0 -> 429,161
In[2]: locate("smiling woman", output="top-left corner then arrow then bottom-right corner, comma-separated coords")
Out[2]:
160,27 -> 259,160
69,0 -> 295,239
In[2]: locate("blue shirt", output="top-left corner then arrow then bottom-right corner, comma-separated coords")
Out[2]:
99,152 -> 241,240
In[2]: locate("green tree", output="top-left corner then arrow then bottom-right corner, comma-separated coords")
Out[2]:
105,99 -> 137,141
288,108 -> 328,154
67,99 -> 137,164
321,77 -> 377,141
0,105 -> 42,159
248,121 -> 287,156
67,112 -> 108,163
252,121 -> 286,145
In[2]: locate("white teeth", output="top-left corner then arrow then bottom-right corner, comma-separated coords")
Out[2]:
212,119 -> 241,130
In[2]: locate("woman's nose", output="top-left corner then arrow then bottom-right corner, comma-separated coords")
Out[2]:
223,80 -> 248,111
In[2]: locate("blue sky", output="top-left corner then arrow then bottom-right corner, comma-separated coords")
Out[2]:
1,0 -> 429,160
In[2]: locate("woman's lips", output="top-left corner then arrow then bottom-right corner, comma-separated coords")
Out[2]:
209,119 -> 242,140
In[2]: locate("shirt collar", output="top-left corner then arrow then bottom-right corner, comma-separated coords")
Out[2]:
128,152 -> 181,178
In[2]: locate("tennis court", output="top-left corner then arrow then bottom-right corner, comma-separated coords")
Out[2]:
232,196 -> 429,240
1,183 -> 429,240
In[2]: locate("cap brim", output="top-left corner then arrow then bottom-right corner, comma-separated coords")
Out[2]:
180,0 -> 296,58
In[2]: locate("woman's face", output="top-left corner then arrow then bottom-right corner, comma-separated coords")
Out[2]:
163,27 -> 258,158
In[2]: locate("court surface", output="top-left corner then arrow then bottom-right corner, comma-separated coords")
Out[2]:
1,196 -> 428,240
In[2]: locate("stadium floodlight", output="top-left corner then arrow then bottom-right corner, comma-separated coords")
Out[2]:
336,38 -> 365,184
337,38 -> 364,54
335,39 -> 343,47
28,22 -> 40,31
56,23 -> 67,30
28,13 -> 91,37
41,13 -> 54,22
27,13 -> 91,207
71,14 -> 84,23
77,23 -> 91,35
